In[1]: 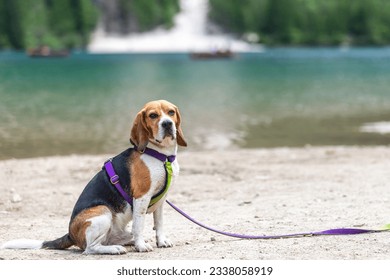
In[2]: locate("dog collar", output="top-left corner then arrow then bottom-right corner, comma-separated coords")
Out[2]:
134,146 -> 176,163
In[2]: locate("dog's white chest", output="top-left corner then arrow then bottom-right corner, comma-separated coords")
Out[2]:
140,154 -> 179,211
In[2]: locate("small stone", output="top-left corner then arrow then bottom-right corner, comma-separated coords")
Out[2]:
11,193 -> 22,203
211,237 -> 216,242
238,201 -> 252,206
353,224 -> 366,228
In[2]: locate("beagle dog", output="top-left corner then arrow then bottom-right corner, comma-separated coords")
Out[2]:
1,100 -> 187,254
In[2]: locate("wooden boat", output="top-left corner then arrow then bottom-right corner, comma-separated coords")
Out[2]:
27,46 -> 69,58
190,49 -> 234,60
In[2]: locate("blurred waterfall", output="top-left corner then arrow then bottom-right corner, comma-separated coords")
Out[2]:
88,0 -> 261,53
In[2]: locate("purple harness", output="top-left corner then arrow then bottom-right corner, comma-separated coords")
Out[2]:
105,147 -> 390,240
104,147 -> 175,208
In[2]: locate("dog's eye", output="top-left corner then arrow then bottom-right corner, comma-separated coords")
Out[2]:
149,113 -> 158,119
168,110 -> 175,116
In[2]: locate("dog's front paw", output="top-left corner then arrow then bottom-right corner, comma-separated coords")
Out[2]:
157,236 -> 173,248
135,240 -> 153,252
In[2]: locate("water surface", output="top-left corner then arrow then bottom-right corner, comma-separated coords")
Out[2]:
1,48 -> 390,159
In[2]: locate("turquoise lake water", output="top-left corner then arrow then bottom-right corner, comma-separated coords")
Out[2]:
1,48 -> 390,159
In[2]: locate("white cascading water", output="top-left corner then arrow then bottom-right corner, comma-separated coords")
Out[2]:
88,0 -> 261,53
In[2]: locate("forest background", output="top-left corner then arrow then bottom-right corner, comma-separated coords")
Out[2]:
1,0 -> 390,50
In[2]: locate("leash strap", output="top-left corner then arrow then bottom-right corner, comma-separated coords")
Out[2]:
104,151 -> 390,240
167,200 -> 390,239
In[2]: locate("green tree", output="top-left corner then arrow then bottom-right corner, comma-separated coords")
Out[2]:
160,0 -> 180,28
208,0 -> 390,46
47,0 -> 78,48
71,0 -> 99,47
0,0 -> 99,50
22,0 -> 51,49
129,0 -> 179,31
1,0 -> 25,49
0,0 -> 10,48
262,0 -> 295,44
209,0 -> 245,33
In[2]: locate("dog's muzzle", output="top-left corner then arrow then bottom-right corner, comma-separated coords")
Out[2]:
161,120 -> 175,139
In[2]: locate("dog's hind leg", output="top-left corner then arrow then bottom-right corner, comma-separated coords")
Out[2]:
84,214 -> 127,255
70,206 -> 127,255
106,205 -> 134,246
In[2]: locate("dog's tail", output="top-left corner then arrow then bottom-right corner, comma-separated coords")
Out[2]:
1,239 -> 44,250
1,234 -> 74,250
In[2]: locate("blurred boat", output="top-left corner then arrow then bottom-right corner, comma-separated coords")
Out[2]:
27,46 -> 69,58
190,49 -> 234,60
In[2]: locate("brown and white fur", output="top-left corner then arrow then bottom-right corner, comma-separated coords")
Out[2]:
1,100 -> 187,254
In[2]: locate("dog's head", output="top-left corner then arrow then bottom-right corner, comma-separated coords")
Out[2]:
130,100 -> 187,151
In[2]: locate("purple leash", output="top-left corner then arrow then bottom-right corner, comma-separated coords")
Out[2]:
104,153 -> 389,240
166,200 -> 389,239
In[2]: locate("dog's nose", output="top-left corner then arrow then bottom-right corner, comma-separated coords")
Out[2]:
162,120 -> 173,129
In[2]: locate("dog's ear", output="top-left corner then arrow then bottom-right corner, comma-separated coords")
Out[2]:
175,106 -> 187,147
130,110 -> 149,151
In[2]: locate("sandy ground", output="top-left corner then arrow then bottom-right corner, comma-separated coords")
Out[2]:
0,146 -> 389,260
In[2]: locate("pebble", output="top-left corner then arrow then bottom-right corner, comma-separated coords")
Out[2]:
211,237 -> 216,241
238,201 -> 252,206
11,193 -> 22,203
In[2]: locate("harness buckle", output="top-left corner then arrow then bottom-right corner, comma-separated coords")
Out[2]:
110,174 -> 120,185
